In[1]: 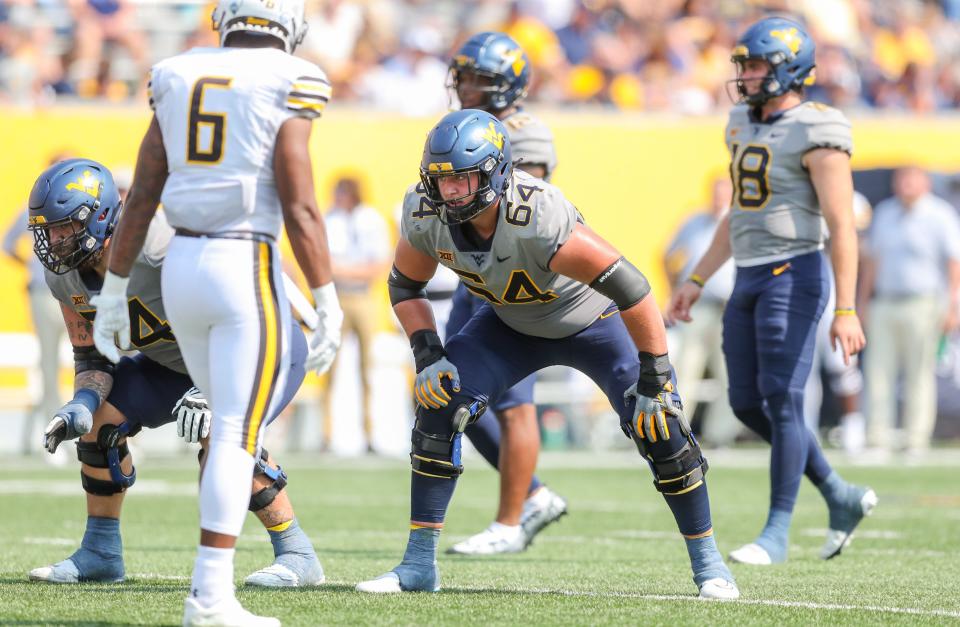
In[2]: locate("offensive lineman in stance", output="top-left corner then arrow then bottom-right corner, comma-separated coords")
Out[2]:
668,17 -> 875,565
27,159 -> 323,589
356,109 -> 739,599
92,1 -> 342,624
443,31 -> 567,555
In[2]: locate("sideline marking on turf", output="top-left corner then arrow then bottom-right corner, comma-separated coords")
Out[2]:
337,579 -> 960,618
24,537 -> 75,546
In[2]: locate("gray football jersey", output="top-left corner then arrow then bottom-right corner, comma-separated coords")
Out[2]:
503,109 -> 558,182
401,170 -> 611,339
725,101 -> 853,266
45,213 -> 188,374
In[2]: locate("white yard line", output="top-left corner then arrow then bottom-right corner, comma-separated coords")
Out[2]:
329,579 -> 960,619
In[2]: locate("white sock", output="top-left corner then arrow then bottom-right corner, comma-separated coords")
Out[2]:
841,412 -> 866,454
199,443 -> 256,535
191,545 -> 235,607
489,521 -> 521,540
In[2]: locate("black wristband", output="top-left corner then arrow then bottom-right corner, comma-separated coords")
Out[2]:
637,351 -> 672,397
410,329 -> 446,373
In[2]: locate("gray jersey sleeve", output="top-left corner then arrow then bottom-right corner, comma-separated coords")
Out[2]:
399,182 -> 439,260
504,111 -> 558,180
527,185 -> 577,270
799,103 -> 853,155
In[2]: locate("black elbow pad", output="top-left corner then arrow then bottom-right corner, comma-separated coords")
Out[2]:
388,265 -> 429,306
590,257 -> 651,310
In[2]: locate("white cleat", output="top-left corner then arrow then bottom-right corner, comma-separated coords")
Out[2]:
244,563 -> 324,588
698,577 -> 740,600
820,488 -> 879,560
29,559 -> 80,583
355,572 -> 403,594
447,522 -> 526,555
521,486 -> 568,545
728,543 -> 773,565
182,597 -> 280,627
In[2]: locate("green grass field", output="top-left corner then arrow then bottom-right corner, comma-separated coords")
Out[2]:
2,450 -> 959,626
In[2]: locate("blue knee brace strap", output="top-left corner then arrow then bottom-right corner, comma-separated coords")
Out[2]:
411,399 -> 487,480
77,422 -> 138,496
249,448 -> 288,512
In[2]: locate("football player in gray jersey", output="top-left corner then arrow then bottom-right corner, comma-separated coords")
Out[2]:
442,31 -> 567,556
668,17 -> 874,566
26,159 -> 324,589
357,109 -> 739,600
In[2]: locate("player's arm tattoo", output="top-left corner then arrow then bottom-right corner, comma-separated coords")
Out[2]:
64,315 -> 95,346
108,115 -> 169,277
74,369 -> 114,404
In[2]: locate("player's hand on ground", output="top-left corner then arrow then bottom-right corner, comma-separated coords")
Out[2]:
414,357 -> 461,409
43,400 -> 94,453
830,313 -> 866,366
174,387 -> 211,443
306,284 -> 344,374
666,282 -> 701,325
623,381 -> 686,441
90,272 -> 131,363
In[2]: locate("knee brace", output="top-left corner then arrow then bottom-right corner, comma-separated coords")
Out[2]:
76,422 -> 139,496
411,398 -> 487,480
249,448 -> 288,512
630,415 -> 708,496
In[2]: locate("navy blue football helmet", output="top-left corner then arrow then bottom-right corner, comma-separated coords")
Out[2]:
448,31 -> 531,111
28,158 -> 122,274
731,17 -> 816,105
420,109 -> 512,225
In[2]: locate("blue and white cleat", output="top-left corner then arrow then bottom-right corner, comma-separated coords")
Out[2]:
29,554 -> 124,583
728,543 -> 773,565
520,486 -> 568,547
29,558 -> 82,583
820,486 -> 878,560
355,563 -> 440,594
245,554 -> 324,588
698,577 -> 740,600
447,522 -> 525,555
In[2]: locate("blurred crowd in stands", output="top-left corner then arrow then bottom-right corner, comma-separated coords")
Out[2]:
2,0 -> 960,114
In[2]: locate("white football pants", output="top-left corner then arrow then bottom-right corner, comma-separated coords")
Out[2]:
162,234 -> 291,535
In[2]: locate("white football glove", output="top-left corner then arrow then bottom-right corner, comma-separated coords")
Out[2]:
174,387 -> 211,443
90,271 -> 131,363
305,283 -> 343,374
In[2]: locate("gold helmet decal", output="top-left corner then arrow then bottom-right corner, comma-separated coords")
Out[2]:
481,121 -> 504,150
769,27 -> 802,55
501,48 -> 526,76
65,170 -> 100,197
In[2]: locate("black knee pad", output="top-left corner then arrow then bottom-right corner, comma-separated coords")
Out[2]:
631,415 -> 708,495
77,423 -> 138,495
411,392 -> 487,480
249,448 -> 288,512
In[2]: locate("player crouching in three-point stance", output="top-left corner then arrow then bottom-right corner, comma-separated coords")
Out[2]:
92,0 -> 342,624
27,159 -> 324,591
668,17 -> 875,566
356,109 -> 739,600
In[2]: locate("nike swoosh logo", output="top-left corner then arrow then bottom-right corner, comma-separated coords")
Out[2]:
772,262 -> 792,276
496,255 -> 511,262
599,309 -> 620,320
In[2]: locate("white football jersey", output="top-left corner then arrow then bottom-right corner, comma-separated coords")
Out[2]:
149,46 -> 330,238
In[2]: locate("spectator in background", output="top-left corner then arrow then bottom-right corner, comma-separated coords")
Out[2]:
2,153 -> 89,455
66,0 -> 148,99
321,176 -> 391,453
663,175 -> 739,446
860,166 -> 960,457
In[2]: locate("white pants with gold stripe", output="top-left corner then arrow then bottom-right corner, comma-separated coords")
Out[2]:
162,234 -> 291,536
